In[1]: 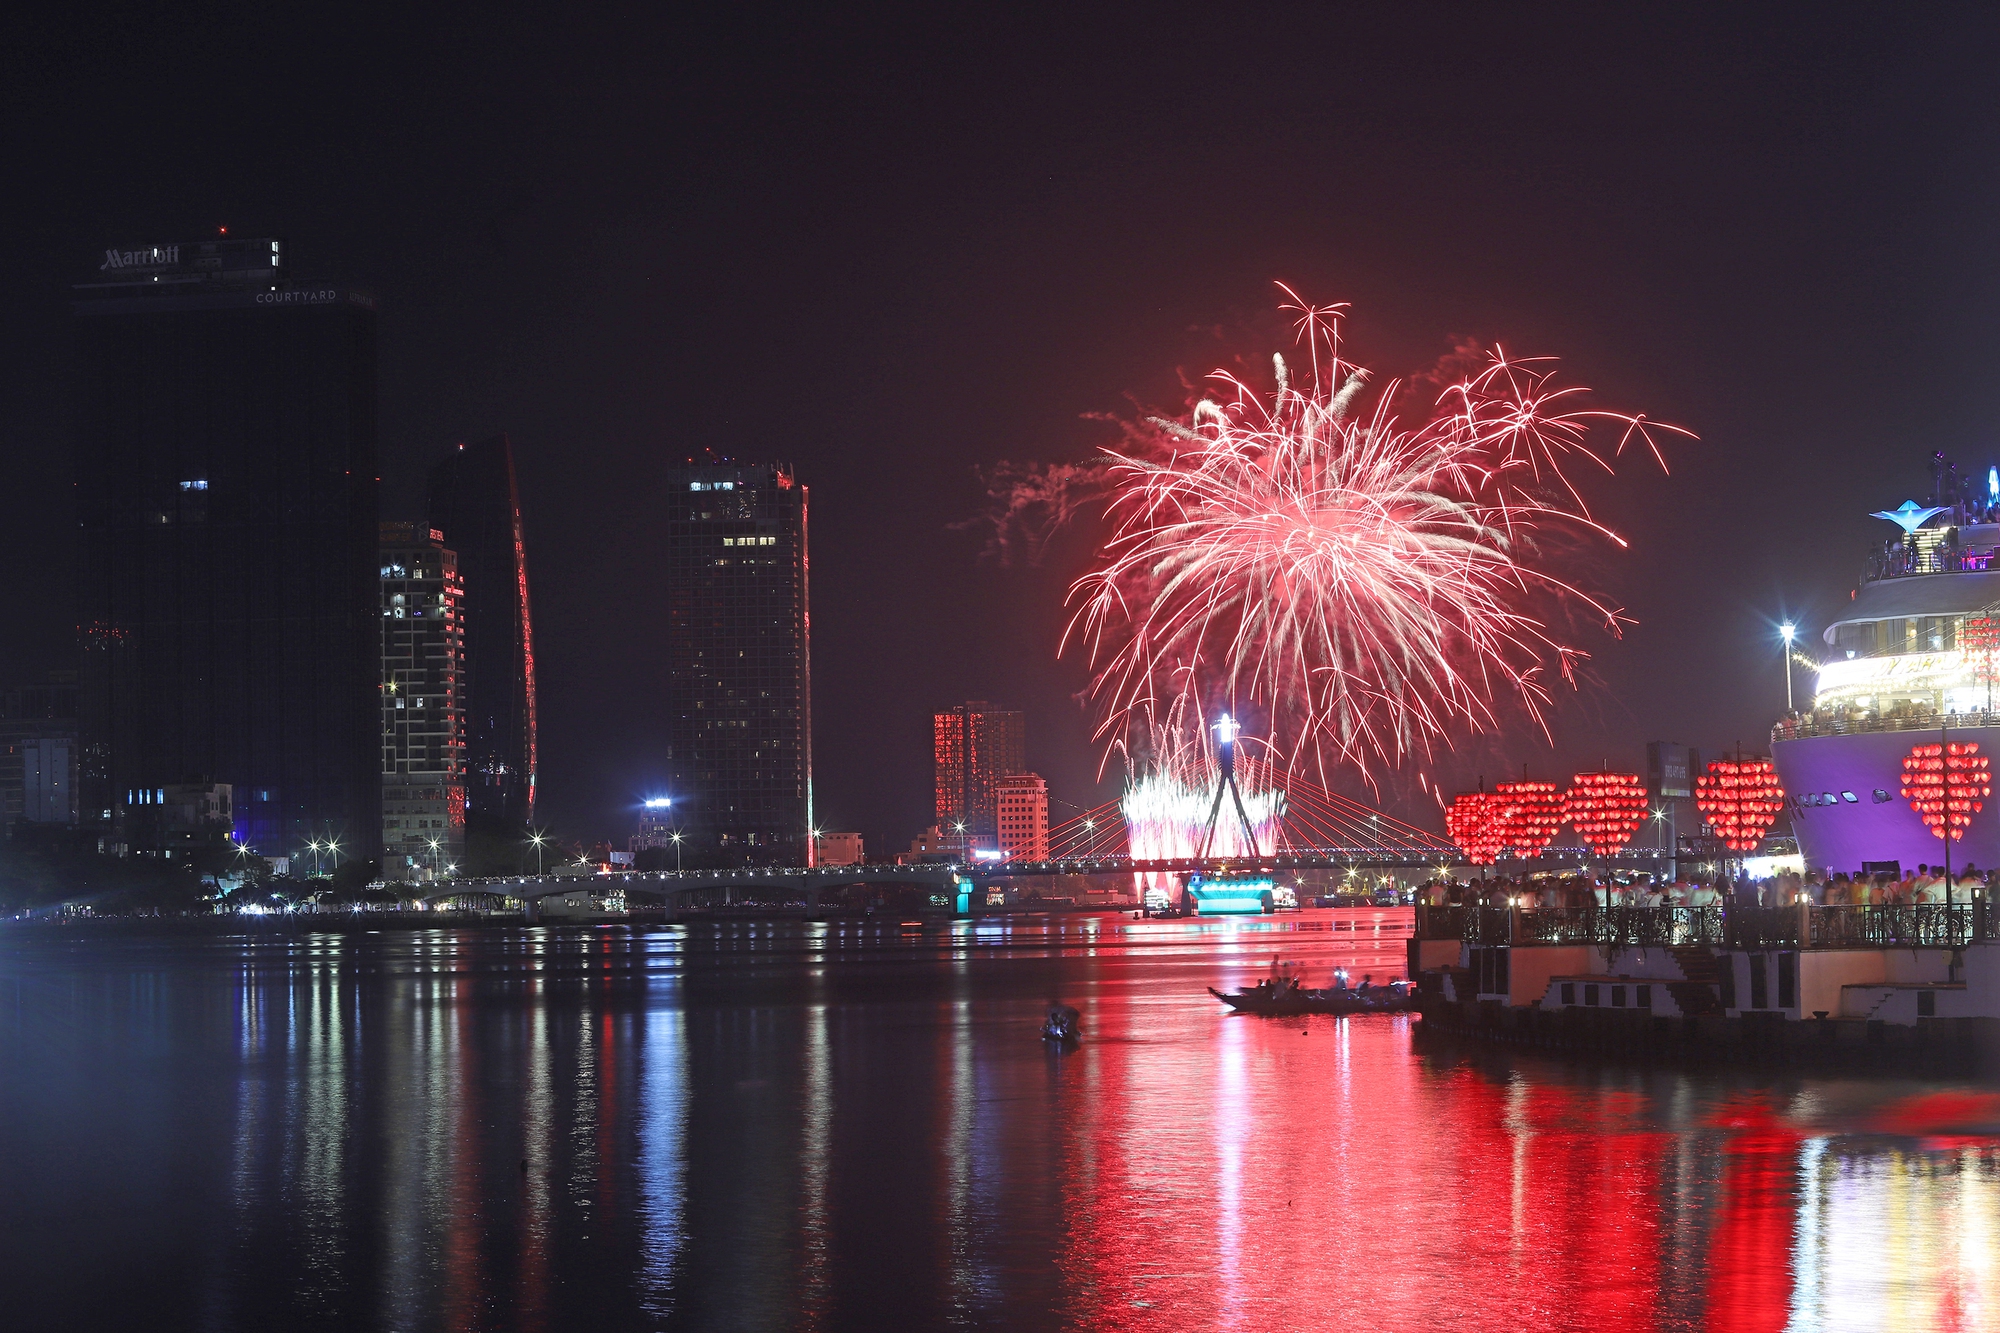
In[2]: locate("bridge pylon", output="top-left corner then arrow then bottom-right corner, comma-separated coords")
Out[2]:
1197,713 -> 1262,861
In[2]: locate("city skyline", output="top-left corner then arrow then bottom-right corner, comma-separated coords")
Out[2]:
10,10 -> 2000,856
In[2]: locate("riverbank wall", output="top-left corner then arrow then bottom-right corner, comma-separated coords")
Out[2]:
1414,994 -> 2000,1076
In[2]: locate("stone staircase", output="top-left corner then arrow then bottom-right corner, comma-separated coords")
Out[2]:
1666,944 -> 1725,1016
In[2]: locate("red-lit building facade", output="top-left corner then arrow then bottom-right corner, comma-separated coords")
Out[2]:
995,772 -> 1048,861
933,702 -> 1025,848
425,435 -> 537,830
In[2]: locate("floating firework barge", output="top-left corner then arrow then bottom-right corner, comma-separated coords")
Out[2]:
1415,458 -> 2000,1074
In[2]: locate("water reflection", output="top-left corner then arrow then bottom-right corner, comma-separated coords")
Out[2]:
4,916 -> 2000,1330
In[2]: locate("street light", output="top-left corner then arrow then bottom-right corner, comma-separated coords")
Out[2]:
1779,622 -> 1797,712
529,831 -> 547,875
427,837 -> 442,882
669,831 -> 683,873
308,839 -> 324,876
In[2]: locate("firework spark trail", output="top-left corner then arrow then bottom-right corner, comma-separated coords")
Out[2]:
1065,290 -> 1691,785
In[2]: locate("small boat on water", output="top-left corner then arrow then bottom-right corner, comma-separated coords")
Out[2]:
1041,1003 -> 1082,1045
1208,963 -> 1412,1016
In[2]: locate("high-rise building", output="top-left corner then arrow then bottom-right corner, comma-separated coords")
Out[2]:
933,701 -> 1025,845
425,435 -> 537,828
0,673 -> 80,828
663,462 -> 811,866
74,238 -> 380,858
379,523 -> 465,878
995,772 -> 1048,861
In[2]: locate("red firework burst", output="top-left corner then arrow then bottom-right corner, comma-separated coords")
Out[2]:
1065,289 -> 1689,782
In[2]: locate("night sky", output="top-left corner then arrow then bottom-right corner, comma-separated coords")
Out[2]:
6,5 -> 2000,851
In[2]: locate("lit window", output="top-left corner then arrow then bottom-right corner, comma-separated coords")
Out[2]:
179,479 -> 208,491
1842,791 -> 1858,803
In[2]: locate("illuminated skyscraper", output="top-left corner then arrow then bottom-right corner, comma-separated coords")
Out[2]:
379,523 -> 465,878
74,238 -> 380,857
663,463 -> 811,866
933,702 -> 1025,846
425,435 -> 537,828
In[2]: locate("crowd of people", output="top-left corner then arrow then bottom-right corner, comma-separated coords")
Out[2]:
1420,863 -> 1988,911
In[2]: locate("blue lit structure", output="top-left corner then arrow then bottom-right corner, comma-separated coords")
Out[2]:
1188,874 -> 1275,915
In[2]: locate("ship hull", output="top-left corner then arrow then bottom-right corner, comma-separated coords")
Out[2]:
1773,727 -> 2000,874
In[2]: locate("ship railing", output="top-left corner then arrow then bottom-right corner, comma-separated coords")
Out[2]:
1446,903 -> 1985,949
1507,906 -> 1728,948
1866,548 -> 1998,580
1773,709 -> 2000,743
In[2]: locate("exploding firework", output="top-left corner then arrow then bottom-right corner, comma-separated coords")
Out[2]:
1064,289 -> 1689,784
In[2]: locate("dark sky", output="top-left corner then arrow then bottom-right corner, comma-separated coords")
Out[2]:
6,4 -> 2000,850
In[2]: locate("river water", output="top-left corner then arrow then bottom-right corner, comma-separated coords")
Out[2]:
2,910 -> 1997,1331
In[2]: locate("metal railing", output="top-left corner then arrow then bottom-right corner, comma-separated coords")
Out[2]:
1809,903 -> 1979,948
1866,548 -> 1997,580
1439,902 -> 1991,950
1774,710 -> 2000,743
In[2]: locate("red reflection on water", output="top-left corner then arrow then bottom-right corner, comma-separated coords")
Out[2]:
1051,967 -> 1681,1332
1706,1096 -> 1798,1333
1868,1090 -> 2000,1135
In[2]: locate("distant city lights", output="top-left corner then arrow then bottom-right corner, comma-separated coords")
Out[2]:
643,797 -> 673,809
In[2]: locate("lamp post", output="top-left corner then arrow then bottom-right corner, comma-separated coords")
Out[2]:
529,831 -> 547,875
1083,817 -> 1096,859
427,837 -> 442,882
1780,622 -> 1797,712
670,831 -> 683,873
308,839 -> 324,877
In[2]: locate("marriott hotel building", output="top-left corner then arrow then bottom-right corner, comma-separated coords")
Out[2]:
73,239 -> 381,859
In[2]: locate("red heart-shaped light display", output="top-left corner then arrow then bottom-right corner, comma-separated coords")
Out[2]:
1901,741 -> 1992,842
1695,758 -> 1785,852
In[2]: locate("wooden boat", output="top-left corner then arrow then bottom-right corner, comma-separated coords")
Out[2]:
1208,974 -> 1413,1016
